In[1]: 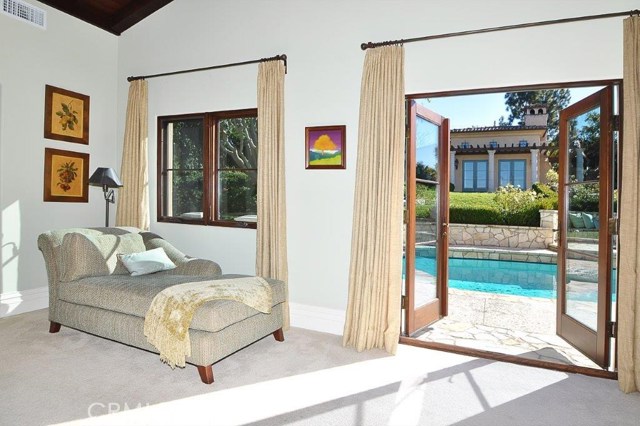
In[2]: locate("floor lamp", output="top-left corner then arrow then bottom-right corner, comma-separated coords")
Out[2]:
89,167 -> 123,227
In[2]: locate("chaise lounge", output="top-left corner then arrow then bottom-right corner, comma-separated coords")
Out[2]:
37,227 -> 286,384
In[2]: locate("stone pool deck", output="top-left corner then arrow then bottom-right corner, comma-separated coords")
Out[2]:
414,288 -> 600,369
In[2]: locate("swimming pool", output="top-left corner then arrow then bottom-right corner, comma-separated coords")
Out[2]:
409,256 -> 618,301
414,256 -> 558,299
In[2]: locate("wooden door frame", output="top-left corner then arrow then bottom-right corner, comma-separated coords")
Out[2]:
404,100 -> 450,335
557,86 -> 614,368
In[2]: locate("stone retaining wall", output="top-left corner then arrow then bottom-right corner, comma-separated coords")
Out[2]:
417,221 -> 554,249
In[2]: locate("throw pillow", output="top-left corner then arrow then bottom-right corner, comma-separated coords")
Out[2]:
568,212 -> 585,229
60,232 -> 146,282
118,247 -> 176,276
582,213 -> 596,229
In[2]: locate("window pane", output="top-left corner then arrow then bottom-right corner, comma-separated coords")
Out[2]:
476,161 -> 487,172
499,161 -> 510,173
165,170 -> 204,219
218,170 -> 257,221
219,117 -> 258,169
169,120 -> 203,169
162,119 -> 204,219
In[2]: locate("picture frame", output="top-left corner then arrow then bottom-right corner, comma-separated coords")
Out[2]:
43,148 -> 90,203
305,125 -> 346,170
44,85 -> 90,145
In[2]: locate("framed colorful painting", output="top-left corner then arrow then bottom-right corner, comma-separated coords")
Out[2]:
305,125 -> 346,169
43,148 -> 90,202
44,85 -> 90,144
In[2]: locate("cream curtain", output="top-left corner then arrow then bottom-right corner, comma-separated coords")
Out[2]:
618,16 -> 640,394
343,45 -> 405,354
256,60 -> 289,329
116,80 -> 150,230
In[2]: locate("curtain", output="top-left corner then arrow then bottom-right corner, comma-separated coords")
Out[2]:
618,16 -> 640,394
343,45 -> 405,354
116,79 -> 150,230
256,60 -> 289,329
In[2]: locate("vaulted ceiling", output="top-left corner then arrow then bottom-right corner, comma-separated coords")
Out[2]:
38,0 -> 174,35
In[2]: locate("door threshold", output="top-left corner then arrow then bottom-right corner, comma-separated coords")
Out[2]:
400,336 -> 617,380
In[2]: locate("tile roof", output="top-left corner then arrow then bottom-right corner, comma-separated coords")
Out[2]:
451,125 -> 547,133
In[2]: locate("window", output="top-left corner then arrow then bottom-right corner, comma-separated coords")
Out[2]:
158,109 -> 258,228
462,160 -> 488,192
499,160 -> 526,189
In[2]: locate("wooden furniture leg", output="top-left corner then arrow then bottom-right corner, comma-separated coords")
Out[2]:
197,365 -> 214,384
49,322 -> 61,333
273,328 -> 284,342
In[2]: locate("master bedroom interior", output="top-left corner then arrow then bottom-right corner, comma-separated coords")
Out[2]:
1,1 -> 640,425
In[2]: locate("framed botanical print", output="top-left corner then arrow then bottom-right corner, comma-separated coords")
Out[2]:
44,85 -> 90,144
43,148 -> 90,202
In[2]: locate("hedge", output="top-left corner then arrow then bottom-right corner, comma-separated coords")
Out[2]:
415,188 -> 547,227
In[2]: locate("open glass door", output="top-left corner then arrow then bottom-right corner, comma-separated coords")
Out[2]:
557,87 -> 615,368
404,100 -> 450,336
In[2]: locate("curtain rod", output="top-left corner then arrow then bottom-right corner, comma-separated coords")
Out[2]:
361,9 -> 640,50
127,54 -> 287,82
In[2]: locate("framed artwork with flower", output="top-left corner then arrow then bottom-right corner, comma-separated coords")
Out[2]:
44,85 -> 90,145
43,148 -> 90,202
305,125 -> 346,169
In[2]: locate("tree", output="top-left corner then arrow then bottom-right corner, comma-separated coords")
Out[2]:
416,161 -> 437,181
498,89 -> 571,142
219,117 -> 257,169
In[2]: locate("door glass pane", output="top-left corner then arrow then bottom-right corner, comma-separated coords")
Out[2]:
566,184 -> 599,330
476,161 -> 487,189
569,106 -> 600,182
414,117 -> 439,307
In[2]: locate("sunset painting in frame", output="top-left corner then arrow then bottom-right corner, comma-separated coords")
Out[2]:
305,125 -> 346,169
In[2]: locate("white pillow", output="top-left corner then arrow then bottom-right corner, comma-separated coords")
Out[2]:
118,247 -> 176,276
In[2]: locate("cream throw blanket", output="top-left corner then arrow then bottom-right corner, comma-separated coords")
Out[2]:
144,277 -> 273,368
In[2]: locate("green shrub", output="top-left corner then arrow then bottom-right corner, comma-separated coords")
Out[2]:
494,185 -> 543,226
570,183 -> 599,212
449,205 -> 502,225
532,182 -> 558,210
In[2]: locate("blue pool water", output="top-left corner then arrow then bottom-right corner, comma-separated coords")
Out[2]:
408,256 -> 617,301
415,257 -> 559,299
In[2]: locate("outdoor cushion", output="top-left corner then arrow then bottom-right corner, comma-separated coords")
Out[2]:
60,232 -> 146,282
568,212 -> 585,229
119,247 -> 176,276
582,213 -> 596,229
57,274 -> 286,333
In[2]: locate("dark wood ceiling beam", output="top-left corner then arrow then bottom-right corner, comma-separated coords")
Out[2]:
39,0 -> 115,34
110,0 -> 173,35
37,0 -> 174,36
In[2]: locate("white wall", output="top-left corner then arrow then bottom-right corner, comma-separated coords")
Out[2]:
116,0 -> 635,319
0,2 -> 118,315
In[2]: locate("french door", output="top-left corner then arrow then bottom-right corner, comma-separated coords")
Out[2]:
557,86 -> 617,368
404,101 -> 450,336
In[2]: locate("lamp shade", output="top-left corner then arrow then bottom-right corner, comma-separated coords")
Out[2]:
88,167 -> 123,188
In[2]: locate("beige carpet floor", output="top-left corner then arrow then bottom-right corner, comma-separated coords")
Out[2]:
1,309 -> 639,426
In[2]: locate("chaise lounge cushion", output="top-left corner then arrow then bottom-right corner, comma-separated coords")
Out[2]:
60,232 -> 147,282
57,273 -> 286,333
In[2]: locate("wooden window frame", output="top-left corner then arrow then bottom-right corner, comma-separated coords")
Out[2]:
157,108 -> 258,229
462,160 -> 488,192
498,159 -> 526,189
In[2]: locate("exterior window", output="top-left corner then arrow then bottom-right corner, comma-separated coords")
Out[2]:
499,160 -> 526,189
462,160 -> 488,192
158,109 -> 258,228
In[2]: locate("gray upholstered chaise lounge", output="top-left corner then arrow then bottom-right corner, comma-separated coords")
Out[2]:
38,227 -> 285,384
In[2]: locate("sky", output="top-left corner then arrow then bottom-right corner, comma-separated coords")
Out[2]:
414,85 -> 606,169
417,86 -> 604,130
